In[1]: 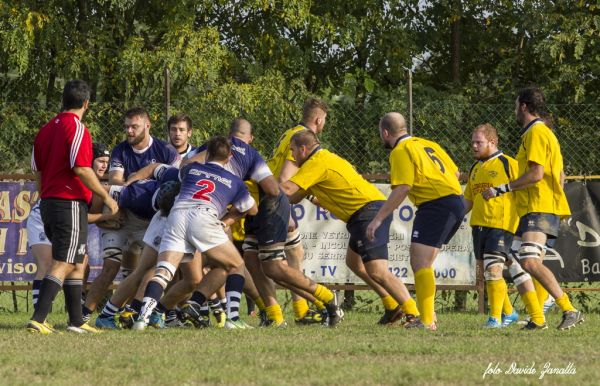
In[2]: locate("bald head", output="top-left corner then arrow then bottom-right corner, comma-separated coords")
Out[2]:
379,112 -> 407,135
229,118 -> 253,144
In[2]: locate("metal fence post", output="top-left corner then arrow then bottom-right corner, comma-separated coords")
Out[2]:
163,66 -> 171,139
407,69 -> 413,135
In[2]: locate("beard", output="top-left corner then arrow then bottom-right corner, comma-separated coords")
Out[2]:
127,131 -> 146,146
516,110 -> 526,127
383,141 -> 393,150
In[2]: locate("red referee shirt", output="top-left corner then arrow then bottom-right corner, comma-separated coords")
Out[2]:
31,112 -> 93,203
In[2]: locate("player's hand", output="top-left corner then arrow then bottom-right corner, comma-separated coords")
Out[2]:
366,218 -> 382,242
104,196 -> 119,215
482,184 -> 510,200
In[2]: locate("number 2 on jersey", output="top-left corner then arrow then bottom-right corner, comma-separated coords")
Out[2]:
424,147 -> 446,173
192,179 -> 215,201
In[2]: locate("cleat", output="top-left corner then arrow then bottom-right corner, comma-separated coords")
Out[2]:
543,296 -> 556,314
378,306 -> 404,326
149,311 -> 165,329
212,309 -> 226,328
258,310 -> 270,327
403,314 -> 435,331
557,310 -> 584,330
295,309 -> 323,325
165,318 -> 192,328
224,318 -> 254,329
26,320 -> 57,335
269,320 -> 288,328
181,304 -> 210,328
521,320 -> 548,330
501,310 -> 519,327
319,309 -> 329,326
325,302 -> 343,328
132,320 -> 147,331
485,316 -> 503,329
119,311 -> 137,330
67,323 -> 102,334
82,313 -> 91,324
95,316 -> 120,330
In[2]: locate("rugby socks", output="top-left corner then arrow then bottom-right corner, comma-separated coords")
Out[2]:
312,299 -> 326,312
486,279 -> 505,321
220,297 -> 227,311
165,309 -> 178,324
555,293 -> 576,313
130,299 -> 144,314
313,284 -> 335,304
265,304 -> 285,325
253,296 -> 266,311
521,290 -> 545,325
532,278 -> 549,311
502,289 -> 514,316
32,279 -> 42,309
381,295 -> 399,311
64,279 -> 85,327
208,298 -> 222,312
190,291 -> 206,306
293,299 -> 309,319
99,300 -> 121,319
401,298 -> 420,316
82,305 -> 93,321
32,275 -> 63,323
414,268 -> 436,326
225,274 -> 245,321
139,281 -> 165,323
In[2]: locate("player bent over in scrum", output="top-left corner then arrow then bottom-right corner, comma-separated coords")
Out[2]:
133,136 -> 257,330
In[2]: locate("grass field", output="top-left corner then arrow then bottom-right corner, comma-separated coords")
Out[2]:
0,292 -> 598,386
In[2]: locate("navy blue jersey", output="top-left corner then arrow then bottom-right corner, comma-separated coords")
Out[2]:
111,179 -> 160,220
174,162 -> 254,218
110,136 -> 180,179
190,137 -> 272,183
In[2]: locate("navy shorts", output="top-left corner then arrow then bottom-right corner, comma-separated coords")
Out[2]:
40,198 -> 88,264
347,201 -> 391,262
516,213 -> 560,239
245,192 -> 290,247
471,226 -> 513,260
411,194 -> 465,248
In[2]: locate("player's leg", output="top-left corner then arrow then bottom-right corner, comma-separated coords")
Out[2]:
160,253 -> 202,327
30,244 -> 53,310
243,241 -> 282,326
284,234 -> 311,322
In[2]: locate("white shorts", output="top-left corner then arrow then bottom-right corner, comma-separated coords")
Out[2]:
159,208 -> 228,254
143,211 -> 168,252
102,209 -> 150,253
26,206 -> 51,247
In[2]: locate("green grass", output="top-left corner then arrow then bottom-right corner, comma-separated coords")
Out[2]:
0,296 -> 598,386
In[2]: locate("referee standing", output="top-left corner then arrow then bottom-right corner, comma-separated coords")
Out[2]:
28,80 -> 118,334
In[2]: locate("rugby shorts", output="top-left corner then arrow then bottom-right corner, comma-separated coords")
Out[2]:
40,198 -> 88,264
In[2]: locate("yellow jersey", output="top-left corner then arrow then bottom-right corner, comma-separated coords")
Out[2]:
267,124 -> 306,178
515,119 -> 571,218
389,135 -> 462,206
289,148 -> 385,222
464,151 -> 519,233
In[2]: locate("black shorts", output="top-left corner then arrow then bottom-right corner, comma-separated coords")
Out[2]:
471,226 -> 513,260
411,194 -> 465,248
516,213 -> 560,239
245,192 -> 290,247
40,198 -> 88,264
347,201 -> 390,262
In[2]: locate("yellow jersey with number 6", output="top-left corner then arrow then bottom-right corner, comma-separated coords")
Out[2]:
390,135 -> 461,206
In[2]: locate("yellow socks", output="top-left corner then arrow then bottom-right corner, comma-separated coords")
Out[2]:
381,295 -> 399,311
253,296 -> 266,311
293,299 -> 309,319
555,293 -> 576,312
486,279 -> 506,321
414,267 -> 436,325
313,284 -> 334,304
313,299 -> 326,311
265,304 -> 284,324
502,288 -> 514,315
401,298 -> 419,316
521,290 -> 545,325
532,278 -> 549,310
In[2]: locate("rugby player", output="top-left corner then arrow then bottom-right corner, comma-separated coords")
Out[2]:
483,87 -> 583,330
367,112 -> 465,331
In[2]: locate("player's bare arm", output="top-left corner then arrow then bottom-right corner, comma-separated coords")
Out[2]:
258,175 -> 280,196
108,169 -> 125,186
75,166 -> 119,215
278,159 -> 299,183
181,150 -> 207,167
366,184 -> 410,241
482,161 -> 543,200
124,163 -> 162,186
280,180 -> 307,204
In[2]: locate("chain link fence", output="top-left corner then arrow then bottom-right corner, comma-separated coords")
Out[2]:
1,97 -> 599,176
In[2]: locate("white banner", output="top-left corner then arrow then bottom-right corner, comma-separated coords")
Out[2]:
294,184 -> 476,286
